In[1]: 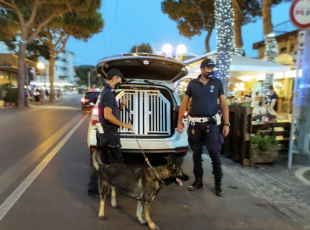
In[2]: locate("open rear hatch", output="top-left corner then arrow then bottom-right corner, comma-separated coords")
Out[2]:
96,53 -> 188,82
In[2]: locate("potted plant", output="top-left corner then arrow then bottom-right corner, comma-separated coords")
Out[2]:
250,132 -> 280,165
1,83 -> 14,107
4,87 -> 18,107
231,101 -> 251,107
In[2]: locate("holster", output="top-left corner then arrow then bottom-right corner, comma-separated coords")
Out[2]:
96,125 -> 122,164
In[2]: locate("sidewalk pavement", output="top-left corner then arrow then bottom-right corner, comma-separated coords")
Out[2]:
216,154 -> 310,229
0,94 -> 81,111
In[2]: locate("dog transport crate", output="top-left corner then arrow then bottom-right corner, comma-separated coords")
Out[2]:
116,90 -> 171,136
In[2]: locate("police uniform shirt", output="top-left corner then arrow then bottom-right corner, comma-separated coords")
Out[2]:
98,83 -> 120,127
185,74 -> 224,116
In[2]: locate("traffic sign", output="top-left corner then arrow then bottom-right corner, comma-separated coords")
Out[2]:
297,30 -> 306,50
290,0 -> 310,29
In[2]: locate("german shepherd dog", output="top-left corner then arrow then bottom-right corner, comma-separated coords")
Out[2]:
92,151 -> 189,230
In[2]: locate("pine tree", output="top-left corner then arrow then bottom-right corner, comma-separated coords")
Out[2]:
36,12 -> 103,102
0,0 -> 101,108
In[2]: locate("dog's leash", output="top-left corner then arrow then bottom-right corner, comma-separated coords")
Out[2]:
123,104 -> 164,184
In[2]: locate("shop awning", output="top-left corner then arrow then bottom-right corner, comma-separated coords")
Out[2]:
185,52 -> 291,73
30,80 -> 74,87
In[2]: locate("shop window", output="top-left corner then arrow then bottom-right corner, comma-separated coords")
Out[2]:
0,71 -> 10,84
280,47 -> 287,54
290,44 -> 296,54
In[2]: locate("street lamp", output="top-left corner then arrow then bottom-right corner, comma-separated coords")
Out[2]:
37,62 -> 45,88
176,44 -> 187,61
162,44 -> 173,57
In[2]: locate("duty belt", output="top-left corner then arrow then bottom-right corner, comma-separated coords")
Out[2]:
188,116 -> 211,123
188,110 -> 222,126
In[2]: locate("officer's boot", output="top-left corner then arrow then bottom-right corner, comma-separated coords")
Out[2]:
188,177 -> 203,191
214,175 -> 224,196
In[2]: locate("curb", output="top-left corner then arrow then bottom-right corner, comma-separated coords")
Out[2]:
295,167 -> 310,186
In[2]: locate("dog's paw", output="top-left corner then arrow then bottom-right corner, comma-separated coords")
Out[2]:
150,225 -> 160,230
112,204 -> 118,209
138,219 -> 147,225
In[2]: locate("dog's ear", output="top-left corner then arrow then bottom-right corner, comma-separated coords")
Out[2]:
164,154 -> 176,163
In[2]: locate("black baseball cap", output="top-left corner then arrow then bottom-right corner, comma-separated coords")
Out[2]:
107,68 -> 127,82
200,59 -> 216,68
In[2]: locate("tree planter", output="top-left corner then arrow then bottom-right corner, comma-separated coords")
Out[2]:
251,144 -> 280,165
5,102 -> 11,107
10,102 -> 16,107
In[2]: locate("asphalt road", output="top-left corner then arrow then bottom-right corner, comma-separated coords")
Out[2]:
0,94 -> 302,230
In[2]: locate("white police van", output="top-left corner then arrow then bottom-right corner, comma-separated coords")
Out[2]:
87,53 -> 189,164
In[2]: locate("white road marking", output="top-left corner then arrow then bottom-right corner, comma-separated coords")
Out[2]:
295,167 -> 310,186
0,115 -> 82,196
0,115 -> 87,221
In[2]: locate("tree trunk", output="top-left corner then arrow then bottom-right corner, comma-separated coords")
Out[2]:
49,50 -> 55,103
232,0 -> 243,56
262,0 -> 278,96
214,0 -> 234,96
17,40 -> 27,109
205,23 -> 214,52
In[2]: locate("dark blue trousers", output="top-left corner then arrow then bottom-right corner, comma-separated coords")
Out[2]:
88,126 -> 122,193
188,122 -> 224,178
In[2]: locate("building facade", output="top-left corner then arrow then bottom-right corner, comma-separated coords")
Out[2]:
252,26 -> 299,113
0,40 -> 75,88
34,50 -> 75,88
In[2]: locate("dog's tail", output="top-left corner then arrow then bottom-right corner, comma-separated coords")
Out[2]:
92,150 -> 103,170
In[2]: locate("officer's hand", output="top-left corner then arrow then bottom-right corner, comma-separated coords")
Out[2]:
223,125 -> 230,137
123,123 -> 133,130
177,123 -> 183,134
122,98 -> 129,106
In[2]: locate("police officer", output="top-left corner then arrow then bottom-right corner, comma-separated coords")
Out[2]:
177,59 -> 229,196
87,68 -> 133,197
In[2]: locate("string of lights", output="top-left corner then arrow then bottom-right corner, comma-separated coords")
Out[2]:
214,0 -> 234,96
262,32 -> 278,96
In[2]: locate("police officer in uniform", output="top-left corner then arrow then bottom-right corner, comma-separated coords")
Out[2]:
177,59 -> 229,196
88,68 -> 133,197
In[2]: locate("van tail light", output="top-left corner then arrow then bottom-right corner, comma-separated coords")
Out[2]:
175,147 -> 188,152
91,119 -> 100,126
92,108 -> 98,116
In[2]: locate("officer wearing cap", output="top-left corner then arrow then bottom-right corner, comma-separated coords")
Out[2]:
177,59 -> 229,196
87,68 -> 133,197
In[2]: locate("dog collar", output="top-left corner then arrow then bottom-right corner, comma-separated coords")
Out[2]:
153,168 -> 164,185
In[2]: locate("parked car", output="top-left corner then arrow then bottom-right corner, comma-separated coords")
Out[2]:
87,53 -> 189,164
81,91 -> 100,113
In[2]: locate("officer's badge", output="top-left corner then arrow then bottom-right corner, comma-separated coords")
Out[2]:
191,129 -> 195,135
210,85 -> 214,93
